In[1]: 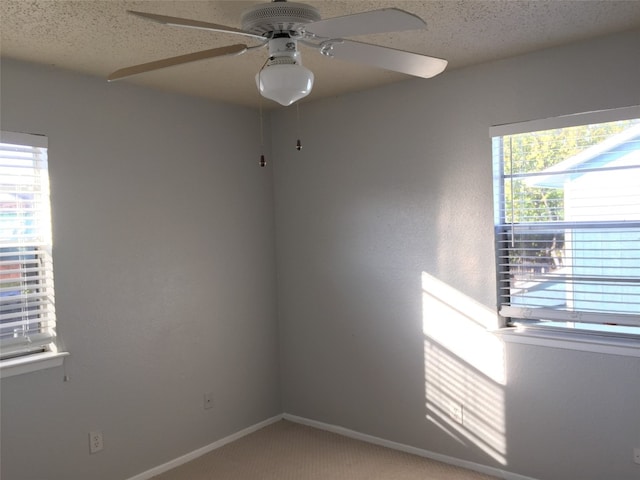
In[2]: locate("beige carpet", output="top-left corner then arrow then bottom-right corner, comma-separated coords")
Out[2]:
151,420 -> 499,480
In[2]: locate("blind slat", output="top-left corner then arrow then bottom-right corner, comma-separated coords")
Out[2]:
500,306 -> 640,328
0,317 -> 56,331
0,332 -> 55,357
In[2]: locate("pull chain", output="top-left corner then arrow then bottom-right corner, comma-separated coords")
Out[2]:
259,92 -> 266,167
296,102 -> 302,151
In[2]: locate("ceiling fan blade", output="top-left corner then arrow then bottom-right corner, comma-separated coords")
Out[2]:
127,10 -> 265,40
324,40 -> 447,79
306,8 -> 425,39
108,44 -> 248,82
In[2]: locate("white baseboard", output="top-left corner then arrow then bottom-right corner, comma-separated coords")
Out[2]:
126,414 -> 283,480
283,413 -> 538,480
126,412 -> 537,480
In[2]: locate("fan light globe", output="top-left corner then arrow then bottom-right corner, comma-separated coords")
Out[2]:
256,64 -> 314,106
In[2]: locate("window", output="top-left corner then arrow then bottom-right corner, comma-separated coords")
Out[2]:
0,131 -> 59,365
492,107 -> 640,337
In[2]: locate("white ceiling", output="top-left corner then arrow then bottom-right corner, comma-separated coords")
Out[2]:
2,1 -> 640,109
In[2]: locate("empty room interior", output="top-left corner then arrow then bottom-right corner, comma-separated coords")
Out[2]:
1,1 -> 639,480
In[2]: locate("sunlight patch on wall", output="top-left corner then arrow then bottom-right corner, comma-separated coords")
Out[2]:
422,272 -> 507,465
422,272 -> 504,384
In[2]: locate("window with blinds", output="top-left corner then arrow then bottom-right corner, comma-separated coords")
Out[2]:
0,131 -> 57,360
491,107 -> 640,335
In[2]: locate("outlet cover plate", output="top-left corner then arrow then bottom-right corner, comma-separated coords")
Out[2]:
89,431 -> 103,454
448,402 -> 463,424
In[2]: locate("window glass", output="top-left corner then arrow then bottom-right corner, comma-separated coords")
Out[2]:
492,114 -> 640,335
0,132 -> 57,360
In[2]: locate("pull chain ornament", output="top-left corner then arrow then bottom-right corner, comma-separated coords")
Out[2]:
295,103 -> 303,151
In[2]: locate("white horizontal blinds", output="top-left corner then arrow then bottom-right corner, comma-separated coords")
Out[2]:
0,132 -> 57,359
493,115 -> 640,328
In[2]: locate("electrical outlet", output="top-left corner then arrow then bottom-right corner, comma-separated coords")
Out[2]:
448,402 -> 464,424
634,447 -> 640,465
89,431 -> 103,454
204,392 -> 214,410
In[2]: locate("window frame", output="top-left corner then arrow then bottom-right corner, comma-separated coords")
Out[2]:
0,130 -> 67,378
490,106 -> 640,355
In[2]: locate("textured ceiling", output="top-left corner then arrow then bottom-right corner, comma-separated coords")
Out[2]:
2,0 -> 640,109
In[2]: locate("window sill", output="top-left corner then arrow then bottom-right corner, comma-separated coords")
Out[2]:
496,326 -> 640,357
0,351 -> 69,379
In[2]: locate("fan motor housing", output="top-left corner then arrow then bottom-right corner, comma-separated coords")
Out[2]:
241,2 -> 321,36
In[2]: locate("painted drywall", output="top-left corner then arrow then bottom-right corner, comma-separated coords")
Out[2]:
0,60 -> 280,480
272,29 -> 640,480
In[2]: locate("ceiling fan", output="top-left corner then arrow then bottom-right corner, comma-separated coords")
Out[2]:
108,0 -> 448,106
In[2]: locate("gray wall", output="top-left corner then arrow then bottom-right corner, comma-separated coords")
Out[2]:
0,59 -> 280,480
272,29 -> 640,480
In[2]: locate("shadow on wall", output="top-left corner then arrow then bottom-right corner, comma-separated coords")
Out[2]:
422,272 -> 507,466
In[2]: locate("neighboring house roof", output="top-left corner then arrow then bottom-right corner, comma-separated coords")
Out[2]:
529,123 -> 640,188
